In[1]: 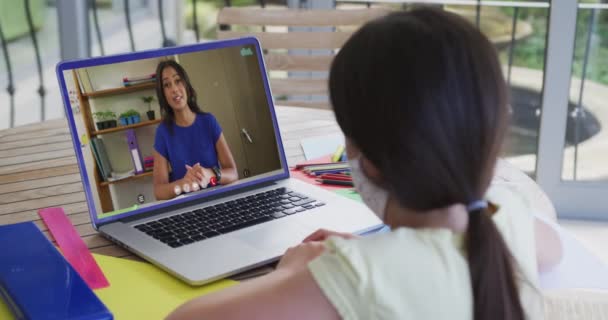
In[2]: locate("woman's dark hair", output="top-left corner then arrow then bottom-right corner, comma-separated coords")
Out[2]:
155,60 -> 204,133
330,8 -> 523,320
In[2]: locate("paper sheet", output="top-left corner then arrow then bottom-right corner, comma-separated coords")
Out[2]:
300,134 -> 344,160
94,254 -> 237,319
0,254 -> 237,320
334,189 -> 362,202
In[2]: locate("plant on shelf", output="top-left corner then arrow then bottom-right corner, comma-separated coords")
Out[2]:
92,111 -> 117,130
119,109 -> 141,126
141,96 -> 156,120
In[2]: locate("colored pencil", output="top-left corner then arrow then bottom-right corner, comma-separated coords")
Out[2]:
319,173 -> 352,179
303,163 -> 350,173
331,145 -> 345,162
315,179 -> 354,186
318,174 -> 352,181
309,169 -> 351,176
295,161 -> 336,170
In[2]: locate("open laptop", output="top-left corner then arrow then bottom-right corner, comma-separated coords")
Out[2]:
56,37 -> 382,285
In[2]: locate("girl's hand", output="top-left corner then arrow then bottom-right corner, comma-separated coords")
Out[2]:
276,242 -> 325,272
302,229 -> 356,243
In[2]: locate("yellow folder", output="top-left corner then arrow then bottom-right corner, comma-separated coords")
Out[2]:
0,254 -> 237,320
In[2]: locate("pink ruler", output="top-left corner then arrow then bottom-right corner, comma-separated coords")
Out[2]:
39,207 -> 110,289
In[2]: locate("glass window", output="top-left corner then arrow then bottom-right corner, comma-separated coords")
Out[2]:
562,1 -> 608,181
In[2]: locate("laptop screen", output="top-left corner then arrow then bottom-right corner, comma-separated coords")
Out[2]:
57,38 -> 289,226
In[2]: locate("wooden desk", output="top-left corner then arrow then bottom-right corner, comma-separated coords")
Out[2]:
0,105 -> 556,261
0,106 -> 341,260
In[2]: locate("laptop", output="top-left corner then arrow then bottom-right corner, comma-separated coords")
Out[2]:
56,37 -> 382,285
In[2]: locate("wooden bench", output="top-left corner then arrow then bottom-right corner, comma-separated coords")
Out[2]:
217,7 -> 391,109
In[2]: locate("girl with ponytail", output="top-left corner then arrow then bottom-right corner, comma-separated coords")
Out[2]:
168,8 -> 561,320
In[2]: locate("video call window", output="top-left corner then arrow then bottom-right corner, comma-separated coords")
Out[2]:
62,45 -> 282,219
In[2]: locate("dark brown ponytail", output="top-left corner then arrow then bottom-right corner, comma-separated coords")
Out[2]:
467,208 -> 524,319
329,8 -> 525,320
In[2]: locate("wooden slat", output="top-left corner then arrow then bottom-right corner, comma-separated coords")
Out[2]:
74,223 -> 97,237
281,121 -> 338,134
218,31 -> 352,50
0,173 -> 81,195
270,78 -> 327,95
0,164 -> 80,184
0,182 -> 83,205
0,157 -> 77,176
275,99 -> 331,110
0,126 -> 70,143
0,118 -> 66,138
264,53 -> 333,71
218,7 -> 391,26
0,135 -> 71,151
82,233 -> 113,248
0,192 -> 85,215
0,201 -> 88,225
0,141 -> 74,158
91,244 -> 132,258
0,148 -> 75,166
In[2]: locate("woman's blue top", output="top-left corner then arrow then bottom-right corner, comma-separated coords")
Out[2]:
154,113 -> 222,182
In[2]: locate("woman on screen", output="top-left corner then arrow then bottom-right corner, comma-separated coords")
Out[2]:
152,60 -> 238,200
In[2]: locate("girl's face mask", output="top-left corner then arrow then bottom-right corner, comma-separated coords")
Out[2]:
348,155 -> 389,220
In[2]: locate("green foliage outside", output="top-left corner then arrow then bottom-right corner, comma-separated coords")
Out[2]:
498,7 -> 608,85
184,0 -> 259,39
0,0 -> 45,41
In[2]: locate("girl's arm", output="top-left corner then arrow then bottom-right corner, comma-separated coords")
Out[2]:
166,242 -> 340,320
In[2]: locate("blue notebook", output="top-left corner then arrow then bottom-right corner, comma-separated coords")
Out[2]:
0,222 -> 113,320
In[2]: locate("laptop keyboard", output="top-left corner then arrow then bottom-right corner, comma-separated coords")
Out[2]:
133,187 -> 325,248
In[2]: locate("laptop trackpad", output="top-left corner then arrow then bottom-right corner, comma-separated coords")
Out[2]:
235,221 -> 311,255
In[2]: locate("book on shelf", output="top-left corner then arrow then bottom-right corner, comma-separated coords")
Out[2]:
90,138 -> 107,180
107,169 -> 136,182
126,129 -> 144,174
123,73 -> 156,87
123,73 -> 156,82
91,138 -> 113,182
75,69 -> 94,94
123,79 -> 156,87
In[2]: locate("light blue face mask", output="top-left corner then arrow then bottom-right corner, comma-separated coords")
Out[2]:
348,155 -> 389,220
